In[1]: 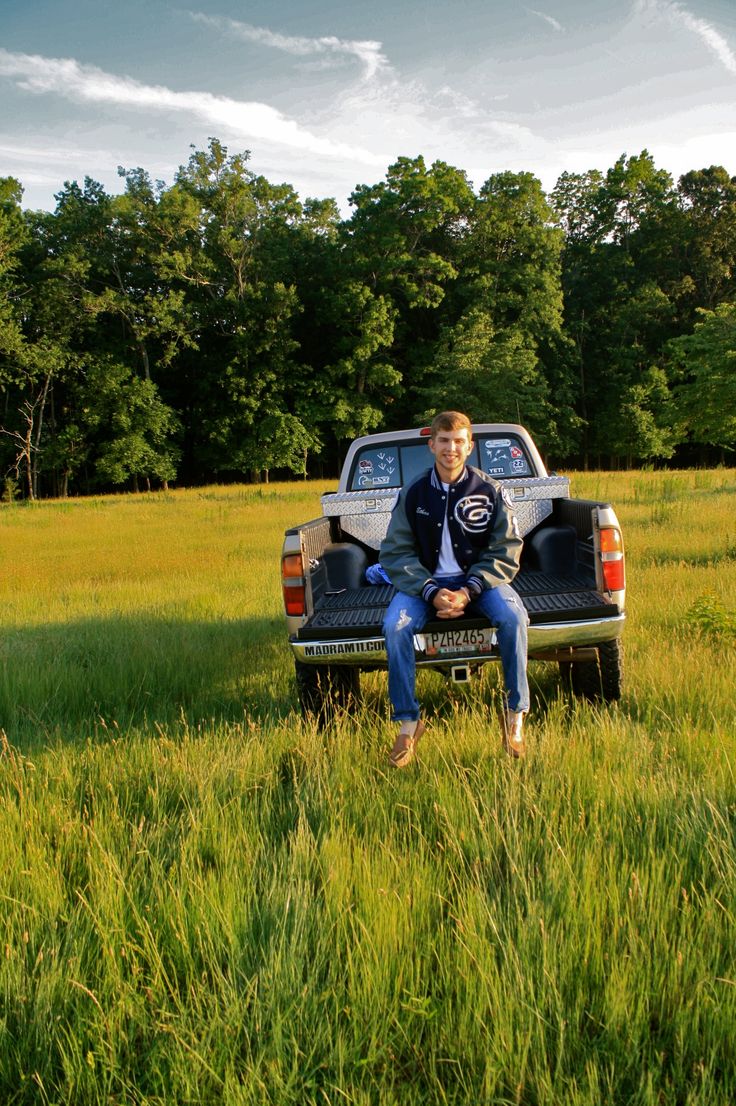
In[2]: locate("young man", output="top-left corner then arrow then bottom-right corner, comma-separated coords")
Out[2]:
379,411 -> 530,765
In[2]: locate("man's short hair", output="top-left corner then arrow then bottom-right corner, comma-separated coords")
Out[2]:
430,411 -> 472,438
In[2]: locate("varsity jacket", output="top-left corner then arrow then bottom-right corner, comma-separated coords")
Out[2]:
379,464 -> 522,601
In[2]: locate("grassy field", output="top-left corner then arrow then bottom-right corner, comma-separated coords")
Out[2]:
1,470 -> 735,1105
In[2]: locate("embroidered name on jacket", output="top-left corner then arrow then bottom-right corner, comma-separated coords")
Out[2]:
454,494 -> 493,533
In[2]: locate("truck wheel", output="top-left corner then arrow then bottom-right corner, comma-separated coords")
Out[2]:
563,639 -> 623,703
294,661 -> 361,725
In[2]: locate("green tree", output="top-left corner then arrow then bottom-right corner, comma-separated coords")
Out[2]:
667,303 -> 736,454
90,167 -> 199,381
415,301 -> 551,429
3,171 -> 195,496
551,152 -> 680,464
0,179 -> 77,498
345,156 -> 475,423
595,151 -> 674,250
77,356 -> 180,490
169,140 -> 321,479
676,167 -> 736,315
347,155 -> 474,310
419,171 -> 572,452
308,281 -> 398,443
0,177 -> 29,493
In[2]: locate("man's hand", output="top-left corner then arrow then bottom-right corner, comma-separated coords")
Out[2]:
433,587 -> 470,620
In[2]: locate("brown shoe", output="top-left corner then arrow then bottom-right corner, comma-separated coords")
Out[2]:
502,710 -> 526,758
389,720 -> 426,768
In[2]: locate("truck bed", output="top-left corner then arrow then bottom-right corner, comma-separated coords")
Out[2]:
298,567 -> 618,642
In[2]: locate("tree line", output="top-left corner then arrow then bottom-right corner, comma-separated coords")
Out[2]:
1,140 -> 735,499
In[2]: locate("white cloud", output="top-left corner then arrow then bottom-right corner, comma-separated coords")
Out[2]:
312,68 -> 544,198
0,47 -> 385,165
0,139 -> 86,164
634,0 -> 736,75
672,5 -> 736,74
436,86 -> 484,119
188,12 -> 389,80
527,9 -> 564,32
0,159 -> 64,187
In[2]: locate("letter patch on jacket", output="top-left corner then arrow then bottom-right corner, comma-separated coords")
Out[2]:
454,494 -> 493,533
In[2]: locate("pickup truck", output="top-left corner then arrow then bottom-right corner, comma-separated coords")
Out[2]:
281,423 -> 625,722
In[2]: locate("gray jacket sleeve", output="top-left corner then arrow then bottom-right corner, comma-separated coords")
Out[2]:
379,486 -> 434,598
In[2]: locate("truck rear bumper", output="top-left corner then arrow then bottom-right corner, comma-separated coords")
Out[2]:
290,612 -> 625,667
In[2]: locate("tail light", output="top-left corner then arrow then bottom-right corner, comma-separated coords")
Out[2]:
282,553 -> 306,616
599,526 -> 625,592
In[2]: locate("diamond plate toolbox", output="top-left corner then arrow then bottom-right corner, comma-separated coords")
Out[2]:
506,475 -> 570,535
322,490 -> 398,549
321,476 -> 570,548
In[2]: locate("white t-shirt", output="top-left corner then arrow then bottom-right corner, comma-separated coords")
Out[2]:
435,481 -> 463,577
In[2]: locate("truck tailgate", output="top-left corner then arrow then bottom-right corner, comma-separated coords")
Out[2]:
298,571 -> 618,641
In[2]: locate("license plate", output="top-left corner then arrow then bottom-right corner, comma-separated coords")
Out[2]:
420,627 -> 495,656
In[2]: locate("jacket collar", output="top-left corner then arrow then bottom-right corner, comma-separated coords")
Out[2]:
431,464 -> 470,490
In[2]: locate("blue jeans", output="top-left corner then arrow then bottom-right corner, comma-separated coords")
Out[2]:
382,575 -> 530,722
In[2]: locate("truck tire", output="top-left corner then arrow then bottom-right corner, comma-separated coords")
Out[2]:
294,661 -> 361,725
563,639 -> 623,703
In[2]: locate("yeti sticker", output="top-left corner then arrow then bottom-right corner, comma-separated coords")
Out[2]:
454,494 -> 494,533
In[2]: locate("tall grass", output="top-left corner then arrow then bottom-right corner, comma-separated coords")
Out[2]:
1,472 -> 735,1105
0,486 -> 308,741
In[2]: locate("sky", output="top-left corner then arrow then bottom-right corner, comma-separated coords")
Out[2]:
2,0 -> 736,214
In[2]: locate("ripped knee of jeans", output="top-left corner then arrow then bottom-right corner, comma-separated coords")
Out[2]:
501,594 -> 529,625
395,608 -> 412,632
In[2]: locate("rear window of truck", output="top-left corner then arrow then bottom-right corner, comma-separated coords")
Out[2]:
348,434 -> 534,490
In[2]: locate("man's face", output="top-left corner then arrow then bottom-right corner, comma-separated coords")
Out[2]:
429,426 -> 473,482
